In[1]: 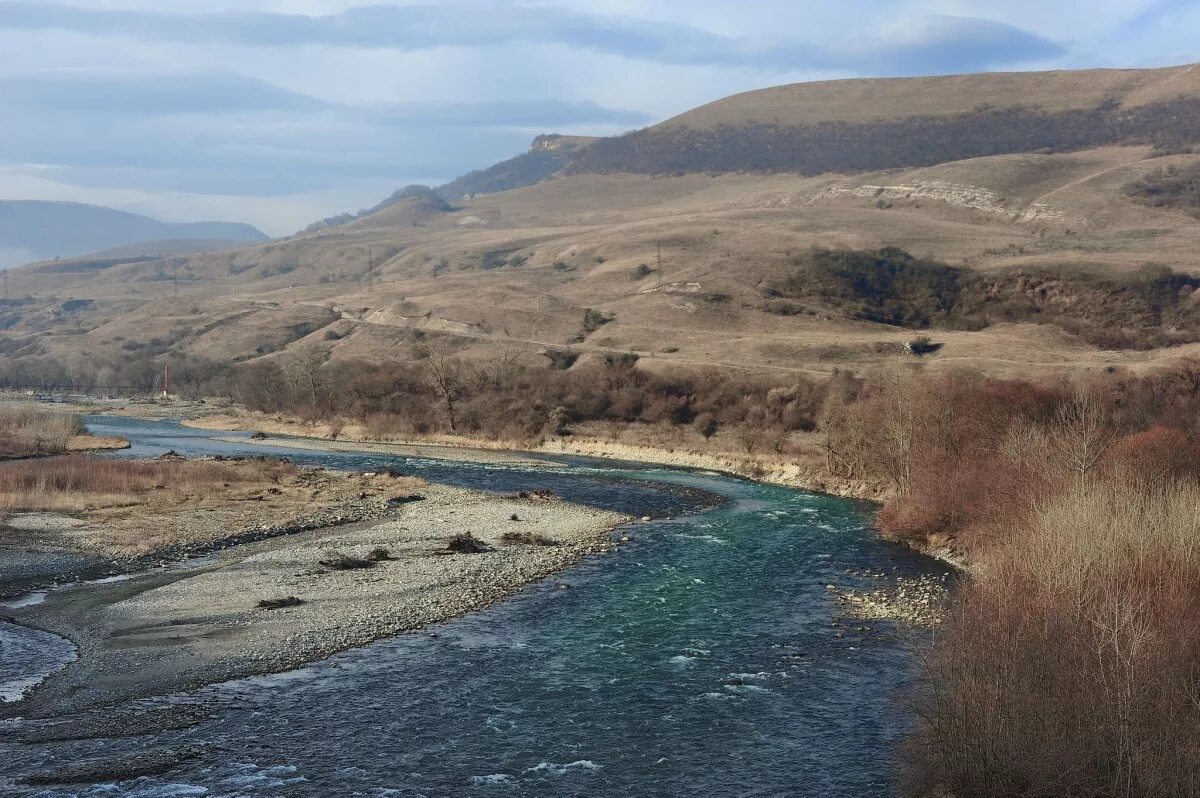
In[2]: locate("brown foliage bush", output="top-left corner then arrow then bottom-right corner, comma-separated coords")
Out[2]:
906,480 -> 1200,797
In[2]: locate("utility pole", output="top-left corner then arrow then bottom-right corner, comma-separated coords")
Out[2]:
656,241 -> 663,288
162,361 -> 170,398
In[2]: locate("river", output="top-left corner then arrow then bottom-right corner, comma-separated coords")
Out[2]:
0,416 -> 947,797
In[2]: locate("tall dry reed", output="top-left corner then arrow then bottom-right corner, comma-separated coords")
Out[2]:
0,404 -> 84,456
0,455 -> 253,511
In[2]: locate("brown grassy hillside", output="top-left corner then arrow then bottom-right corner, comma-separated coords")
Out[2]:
660,65 -> 1200,129
6,65 -> 1200,387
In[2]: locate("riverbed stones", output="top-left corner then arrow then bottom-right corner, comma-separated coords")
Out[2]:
5,483 -> 630,717
827,573 -> 948,626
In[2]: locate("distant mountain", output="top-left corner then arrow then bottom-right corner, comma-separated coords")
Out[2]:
302,134 -> 597,233
0,200 -> 268,267
304,185 -> 451,233
434,134 -> 597,201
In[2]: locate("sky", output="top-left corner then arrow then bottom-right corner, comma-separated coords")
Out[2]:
1,0 -> 1198,236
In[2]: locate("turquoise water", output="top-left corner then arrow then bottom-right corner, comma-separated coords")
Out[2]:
1,418 -> 946,797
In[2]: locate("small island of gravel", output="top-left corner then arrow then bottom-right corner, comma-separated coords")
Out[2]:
0,453 -> 630,719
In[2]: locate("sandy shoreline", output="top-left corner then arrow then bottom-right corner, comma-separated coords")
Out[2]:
2,481 -> 629,719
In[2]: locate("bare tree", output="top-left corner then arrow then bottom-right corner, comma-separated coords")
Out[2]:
1053,386 -> 1117,485
876,371 -> 921,493
736,424 -> 763,454
469,345 -> 526,390
425,354 -> 464,432
284,346 -> 327,410
736,408 -> 766,453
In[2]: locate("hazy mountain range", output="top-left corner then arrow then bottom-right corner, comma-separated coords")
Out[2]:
0,200 -> 268,268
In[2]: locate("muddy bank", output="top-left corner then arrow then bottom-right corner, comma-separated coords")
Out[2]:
2,482 -> 628,718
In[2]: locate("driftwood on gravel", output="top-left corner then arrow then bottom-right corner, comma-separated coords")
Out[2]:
318,550 -> 375,570
257,596 -> 304,610
443,532 -> 492,554
500,530 -> 560,546
507,489 -> 556,501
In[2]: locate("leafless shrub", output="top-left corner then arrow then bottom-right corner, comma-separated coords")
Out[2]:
905,479 -> 1200,797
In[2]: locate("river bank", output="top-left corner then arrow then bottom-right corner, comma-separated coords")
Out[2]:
184,411 -> 974,567
2,477 -> 629,719
65,399 -> 967,567
182,410 -> 891,501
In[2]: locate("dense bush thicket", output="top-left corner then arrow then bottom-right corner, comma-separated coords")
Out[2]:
907,481 -> 1200,798
231,353 -> 826,445
774,247 -> 1200,348
1126,162 -> 1200,217
0,351 -> 826,448
773,247 -> 971,328
570,99 -> 1200,176
827,364 -> 1200,544
823,364 -> 1200,796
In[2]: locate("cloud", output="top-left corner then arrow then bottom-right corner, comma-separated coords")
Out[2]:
846,16 -> 1068,75
366,99 -> 651,128
1126,0 -> 1198,31
0,72 -> 330,114
0,70 -> 648,202
0,69 -> 650,125
0,2 -> 738,62
0,2 -> 1065,74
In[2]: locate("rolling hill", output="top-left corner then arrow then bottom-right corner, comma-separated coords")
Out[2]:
5,63 -> 1200,388
0,201 -> 268,268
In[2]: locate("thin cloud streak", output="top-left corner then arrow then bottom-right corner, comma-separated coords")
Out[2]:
0,2 -> 1064,74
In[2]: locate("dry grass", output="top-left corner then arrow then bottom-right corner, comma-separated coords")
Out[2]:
0,454 -> 282,512
0,405 -> 84,458
660,65 -> 1200,129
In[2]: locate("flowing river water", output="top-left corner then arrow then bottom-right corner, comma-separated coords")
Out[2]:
1,417 -> 948,797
